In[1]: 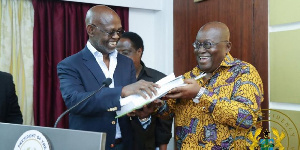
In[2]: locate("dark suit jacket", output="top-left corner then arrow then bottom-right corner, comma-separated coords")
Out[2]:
57,46 -> 136,150
0,71 -> 23,124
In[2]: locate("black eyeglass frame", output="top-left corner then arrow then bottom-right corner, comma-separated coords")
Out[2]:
192,40 -> 229,50
91,24 -> 125,37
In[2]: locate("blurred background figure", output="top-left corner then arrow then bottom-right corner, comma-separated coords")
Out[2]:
0,71 -> 23,124
117,32 -> 173,150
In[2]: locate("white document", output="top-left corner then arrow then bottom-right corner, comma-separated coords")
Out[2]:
116,73 -> 185,118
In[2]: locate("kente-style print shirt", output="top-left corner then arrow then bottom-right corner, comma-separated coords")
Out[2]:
158,53 -> 264,149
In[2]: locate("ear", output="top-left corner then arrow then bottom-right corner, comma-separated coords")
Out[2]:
86,24 -> 95,37
226,42 -> 232,53
137,48 -> 143,58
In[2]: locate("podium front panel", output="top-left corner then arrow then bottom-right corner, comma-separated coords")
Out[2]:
0,123 -> 106,150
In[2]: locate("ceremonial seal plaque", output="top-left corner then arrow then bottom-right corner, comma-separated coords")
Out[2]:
14,130 -> 51,150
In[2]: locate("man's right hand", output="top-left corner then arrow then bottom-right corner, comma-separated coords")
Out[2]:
129,99 -> 164,119
121,80 -> 160,99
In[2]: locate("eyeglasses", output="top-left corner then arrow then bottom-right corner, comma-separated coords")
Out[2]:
192,40 -> 228,50
91,24 -> 125,37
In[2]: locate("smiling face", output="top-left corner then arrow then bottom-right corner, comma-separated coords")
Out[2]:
194,22 -> 231,73
86,6 -> 123,55
116,38 -> 142,70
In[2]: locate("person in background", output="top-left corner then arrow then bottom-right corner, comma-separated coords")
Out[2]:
0,71 -> 23,124
116,32 -> 173,150
136,21 -> 264,149
57,5 -> 159,150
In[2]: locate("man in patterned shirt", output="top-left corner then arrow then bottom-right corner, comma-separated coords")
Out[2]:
151,21 -> 263,149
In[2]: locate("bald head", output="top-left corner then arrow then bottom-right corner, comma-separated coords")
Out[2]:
198,22 -> 230,42
85,5 -> 120,27
85,5 -> 123,55
194,22 -> 232,73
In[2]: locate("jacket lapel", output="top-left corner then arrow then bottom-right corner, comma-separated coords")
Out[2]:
82,47 -> 105,85
113,53 -> 122,87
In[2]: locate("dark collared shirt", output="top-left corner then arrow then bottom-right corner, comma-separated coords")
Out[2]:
131,61 -> 173,150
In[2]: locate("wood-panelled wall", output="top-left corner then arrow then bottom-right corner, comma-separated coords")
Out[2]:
173,0 -> 268,123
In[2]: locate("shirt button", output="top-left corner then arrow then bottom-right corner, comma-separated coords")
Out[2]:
112,121 -> 116,125
110,144 -> 115,148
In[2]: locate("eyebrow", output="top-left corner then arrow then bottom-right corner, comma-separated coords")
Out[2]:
118,49 -> 131,52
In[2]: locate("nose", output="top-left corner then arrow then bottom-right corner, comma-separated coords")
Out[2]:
111,32 -> 120,38
194,46 -> 206,54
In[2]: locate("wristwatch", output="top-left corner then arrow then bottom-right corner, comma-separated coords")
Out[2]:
193,87 -> 205,103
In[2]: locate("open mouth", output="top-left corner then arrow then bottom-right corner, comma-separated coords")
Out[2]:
199,56 -> 210,62
108,41 -> 117,47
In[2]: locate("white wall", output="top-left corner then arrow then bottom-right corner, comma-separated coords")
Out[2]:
63,0 -> 174,75
129,1 -> 173,75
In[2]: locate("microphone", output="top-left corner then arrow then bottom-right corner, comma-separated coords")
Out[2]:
54,78 -> 112,128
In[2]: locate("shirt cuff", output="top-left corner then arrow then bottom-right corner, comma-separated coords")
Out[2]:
138,115 -> 152,129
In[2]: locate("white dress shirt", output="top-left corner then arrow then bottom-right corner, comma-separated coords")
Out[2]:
87,41 -> 122,139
